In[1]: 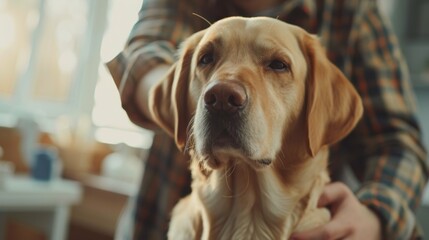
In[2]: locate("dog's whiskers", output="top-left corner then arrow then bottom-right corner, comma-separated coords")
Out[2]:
278,149 -> 287,169
222,162 -> 250,199
239,165 -> 251,197
223,163 -> 235,179
224,167 -> 233,192
222,161 -> 237,192
184,116 -> 196,153
192,13 -> 212,26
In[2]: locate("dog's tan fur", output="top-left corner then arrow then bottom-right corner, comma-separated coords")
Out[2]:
147,17 -> 363,240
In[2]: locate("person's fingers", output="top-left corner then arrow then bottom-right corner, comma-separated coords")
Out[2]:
291,220 -> 351,240
317,182 -> 351,208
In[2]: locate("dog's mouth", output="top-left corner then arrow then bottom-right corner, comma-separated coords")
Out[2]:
257,159 -> 272,165
193,110 -> 248,165
211,129 -> 241,149
194,113 -> 274,169
201,111 -> 248,151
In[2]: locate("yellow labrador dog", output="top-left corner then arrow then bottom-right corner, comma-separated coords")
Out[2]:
148,17 -> 363,239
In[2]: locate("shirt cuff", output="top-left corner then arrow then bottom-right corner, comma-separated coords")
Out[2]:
356,182 -> 420,239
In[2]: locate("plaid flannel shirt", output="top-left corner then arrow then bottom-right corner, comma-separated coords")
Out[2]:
107,0 -> 428,239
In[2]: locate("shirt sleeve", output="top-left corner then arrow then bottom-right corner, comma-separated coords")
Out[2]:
106,0 -> 203,128
344,2 -> 428,239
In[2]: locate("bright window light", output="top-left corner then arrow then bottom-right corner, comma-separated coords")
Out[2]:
0,13 -> 16,50
94,127 -> 153,149
92,0 -> 152,148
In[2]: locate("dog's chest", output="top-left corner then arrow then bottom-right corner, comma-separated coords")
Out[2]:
196,165 -> 302,239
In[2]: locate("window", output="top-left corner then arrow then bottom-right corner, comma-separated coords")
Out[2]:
405,0 -> 429,87
0,0 -> 104,125
0,0 -> 152,149
407,0 -> 429,40
379,0 -> 429,87
0,0 -> 38,100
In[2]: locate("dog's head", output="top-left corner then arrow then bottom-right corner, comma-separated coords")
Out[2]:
149,17 -> 362,170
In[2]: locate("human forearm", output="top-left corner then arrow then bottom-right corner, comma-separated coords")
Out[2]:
135,64 -> 171,127
106,0 -> 205,129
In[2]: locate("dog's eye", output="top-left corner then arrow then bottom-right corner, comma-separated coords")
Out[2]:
199,53 -> 214,65
268,60 -> 290,72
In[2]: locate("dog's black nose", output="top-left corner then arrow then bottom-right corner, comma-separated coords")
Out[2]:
203,81 -> 247,114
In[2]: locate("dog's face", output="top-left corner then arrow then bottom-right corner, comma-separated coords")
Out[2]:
191,17 -> 309,169
149,17 -> 362,170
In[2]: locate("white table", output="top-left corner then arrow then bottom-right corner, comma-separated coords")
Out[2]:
0,175 -> 82,240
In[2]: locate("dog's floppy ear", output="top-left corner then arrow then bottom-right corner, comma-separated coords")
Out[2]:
149,30 -> 206,151
303,34 -> 363,157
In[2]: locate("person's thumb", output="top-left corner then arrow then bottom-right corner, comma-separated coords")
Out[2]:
317,182 -> 351,208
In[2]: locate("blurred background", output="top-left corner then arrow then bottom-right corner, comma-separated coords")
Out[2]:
0,0 -> 428,239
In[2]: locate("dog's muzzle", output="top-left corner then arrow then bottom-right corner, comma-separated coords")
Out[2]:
193,80 -> 274,169
195,80 -> 251,156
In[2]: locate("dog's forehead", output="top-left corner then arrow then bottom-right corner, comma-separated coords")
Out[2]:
202,17 -> 302,53
210,16 -> 292,32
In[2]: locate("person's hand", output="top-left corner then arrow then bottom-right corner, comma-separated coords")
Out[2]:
291,182 -> 382,240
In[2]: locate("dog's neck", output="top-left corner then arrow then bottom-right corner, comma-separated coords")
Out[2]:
190,148 -> 330,239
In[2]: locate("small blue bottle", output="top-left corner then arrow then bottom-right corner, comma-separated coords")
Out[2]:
31,147 -> 56,181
